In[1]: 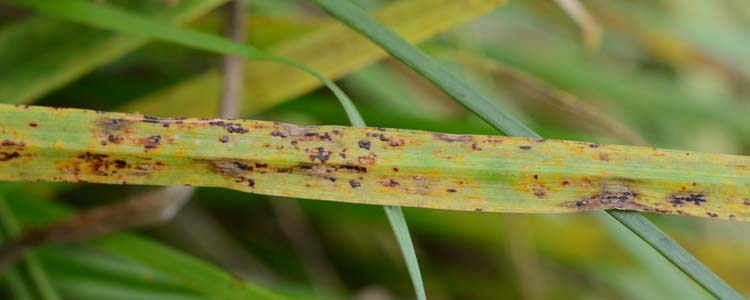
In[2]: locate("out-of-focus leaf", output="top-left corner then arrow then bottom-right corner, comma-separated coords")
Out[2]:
120,0 -> 507,117
3,190 -> 282,300
0,0 -> 229,104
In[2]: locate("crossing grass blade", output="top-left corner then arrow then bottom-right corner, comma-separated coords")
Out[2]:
306,0 -> 744,299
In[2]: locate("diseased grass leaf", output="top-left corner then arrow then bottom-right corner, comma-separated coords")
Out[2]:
304,1 -> 745,298
1,104 -> 749,222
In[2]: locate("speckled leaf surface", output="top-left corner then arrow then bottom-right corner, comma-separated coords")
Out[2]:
1,104 -> 748,221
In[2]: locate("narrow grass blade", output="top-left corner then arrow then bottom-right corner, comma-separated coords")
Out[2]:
0,194 -> 60,300
1,104 -> 750,222
311,0 -> 537,138
608,211 -> 744,300
306,1 -> 744,298
337,85 -> 426,300
383,206 -> 426,300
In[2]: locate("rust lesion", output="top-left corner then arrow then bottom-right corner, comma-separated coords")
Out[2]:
1,139 -> 27,162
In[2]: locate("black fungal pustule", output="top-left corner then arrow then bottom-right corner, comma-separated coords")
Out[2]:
669,193 -> 706,206
349,180 -> 362,188
358,140 -> 371,150
219,136 -> 229,143
519,146 -> 532,150
144,135 -> 161,150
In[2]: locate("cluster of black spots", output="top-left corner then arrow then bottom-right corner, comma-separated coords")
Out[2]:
358,140 -> 371,150
209,120 -> 247,134
309,147 -> 332,163
669,193 -> 706,206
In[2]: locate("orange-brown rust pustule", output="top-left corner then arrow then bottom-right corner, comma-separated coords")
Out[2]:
1,104 -> 749,222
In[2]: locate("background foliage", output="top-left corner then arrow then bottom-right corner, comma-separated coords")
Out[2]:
1,0 -> 749,299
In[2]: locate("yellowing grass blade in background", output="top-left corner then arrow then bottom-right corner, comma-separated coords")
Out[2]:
121,0 -> 506,117
1,104 -> 749,222
0,0 -> 229,104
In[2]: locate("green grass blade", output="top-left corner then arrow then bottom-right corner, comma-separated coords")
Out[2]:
306,0 -> 744,298
0,194 -> 60,300
11,0 -> 354,123
310,0 -> 537,138
608,211 -> 744,300
383,206 -> 425,300
338,90 -> 426,300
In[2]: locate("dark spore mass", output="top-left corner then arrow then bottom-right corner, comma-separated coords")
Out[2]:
358,140 -> 371,150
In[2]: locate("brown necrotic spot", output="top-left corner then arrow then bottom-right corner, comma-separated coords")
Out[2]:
388,179 -> 400,187
519,146 -> 532,150
1,140 -> 25,147
248,178 -> 255,187
29,122 -> 38,127
141,135 -> 161,150
358,140 -> 371,150
309,147 -> 331,163
108,135 -> 123,144
447,188 -> 457,193
113,160 -> 128,169
0,152 -> 20,161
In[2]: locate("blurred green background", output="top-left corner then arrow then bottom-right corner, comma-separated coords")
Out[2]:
1,0 -> 749,299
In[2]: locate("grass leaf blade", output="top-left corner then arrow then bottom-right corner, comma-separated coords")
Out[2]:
306,0 -> 744,298
384,206 -> 426,300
